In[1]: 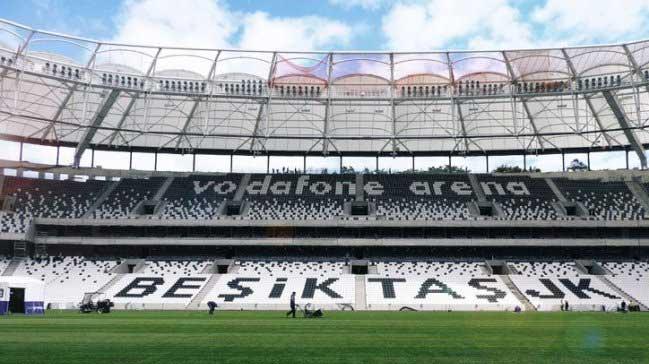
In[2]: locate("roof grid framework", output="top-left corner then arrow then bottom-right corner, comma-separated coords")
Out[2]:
0,19 -> 648,166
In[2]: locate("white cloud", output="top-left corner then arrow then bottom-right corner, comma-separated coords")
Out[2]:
238,12 -> 353,51
381,0 -> 649,52
100,0 -> 356,76
381,0 -> 534,51
532,0 -> 649,44
111,0 -> 237,48
110,0 -> 355,52
328,0 -> 386,10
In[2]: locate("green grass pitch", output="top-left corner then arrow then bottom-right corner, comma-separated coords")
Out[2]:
0,310 -> 648,364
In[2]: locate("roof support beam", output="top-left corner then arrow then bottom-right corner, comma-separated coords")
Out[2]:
445,52 -> 466,152
561,48 -> 614,148
250,52 -> 277,153
389,53 -> 398,155
583,95 -> 614,147
249,101 -> 266,153
174,99 -> 201,149
502,51 -> 546,150
622,44 -> 649,94
106,95 -> 137,146
176,51 -> 221,150
520,99 -> 545,150
601,89 -> 647,168
106,48 -> 162,146
322,53 -> 334,155
0,29 -> 34,80
455,102 -> 470,153
73,89 -> 120,167
41,43 -> 101,140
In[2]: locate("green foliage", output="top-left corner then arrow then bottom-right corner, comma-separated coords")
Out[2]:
492,164 -> 541,173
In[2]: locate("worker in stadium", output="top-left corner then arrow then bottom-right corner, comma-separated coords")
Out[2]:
207,301 -> 217,315
286,292 -> 296,318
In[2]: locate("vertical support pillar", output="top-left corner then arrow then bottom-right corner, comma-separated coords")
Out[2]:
626,150 -> 630,170
19,141 -> 23,162
587,152 -> 591,171
154,151 -> 158,171
486,155 -> 489,173
266,155 -> 270,173
339,155 -> 343,172
523,154 -> 527,171
376,156 -> 379,172
91,149 -> 95,168
230,154 -> 233,173
192,153 -> 196,172
448,155 -> 452,171
56,146 -> 60,166
412,155 -> 415,171
562,152 -> 565,172
129,151 -> 133,170
303,155 -> 306,173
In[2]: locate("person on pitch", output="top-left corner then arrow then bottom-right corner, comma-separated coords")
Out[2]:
286,292 -> 296,318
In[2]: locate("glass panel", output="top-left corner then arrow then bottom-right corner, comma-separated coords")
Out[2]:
195,155 -> 230,173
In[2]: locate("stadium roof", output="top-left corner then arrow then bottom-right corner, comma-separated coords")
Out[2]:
1,18 -> 649,167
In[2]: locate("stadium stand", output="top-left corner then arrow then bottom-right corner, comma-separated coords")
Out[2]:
376,261 -> 485,277
242,174 -> 354,220
2,173 -> 649,225
94,177 -> 165,219
141,259 -> 212,275
509,261 -> 581,277
365,275 -> 521,311
477,175 -> 559,220
605,276 -> 649,308
12,256 -> 119,307
0,255 -> 10,274
201,274 -> 356,310
0,176 -> 107,232
0,211 -> 26,234
157,175 -> 242,219
601,261 -> 649,278
237,259 -> 346,277
103,260 -> 213,309
364,174 -> 475,220
601,261 -> 649,307
509,275 -> 621,311
3,18 -> 649,318
554,179 -> 646,220
2,256 -> 648,312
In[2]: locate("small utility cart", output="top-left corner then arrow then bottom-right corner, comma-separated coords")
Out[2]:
79,292 -> 114,314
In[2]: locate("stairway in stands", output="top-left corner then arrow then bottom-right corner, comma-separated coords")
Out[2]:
96,274 -> 125,294
598,275 -> 648,311
501,275 -> 536,311
186,274 -> 221,309
1,257 -> 23,276
355,276 -> 366,310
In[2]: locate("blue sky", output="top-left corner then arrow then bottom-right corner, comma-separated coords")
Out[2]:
2,0 -> 649,52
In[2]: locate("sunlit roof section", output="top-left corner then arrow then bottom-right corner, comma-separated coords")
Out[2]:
564,45 -> 632,77
450,52 -> 508,80
393,53 -> 449,82
505,49 -> 571,81
0,18 -> 648,168
273,53 -> 328,82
